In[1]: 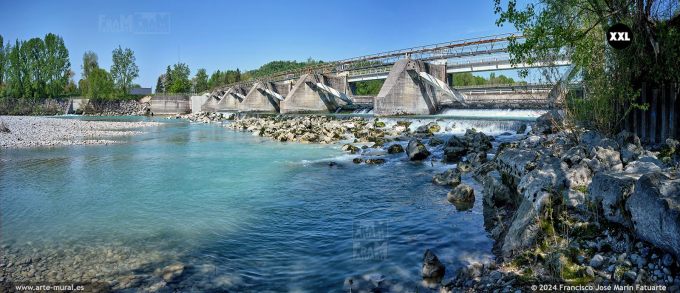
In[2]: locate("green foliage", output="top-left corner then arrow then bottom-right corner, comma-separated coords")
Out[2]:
81,51 -> 98,81
451,72 -> 523,86
207,69 -> 241,89
353,80 -> 384,95
43,34 -> 71,99
0,35 -> 5,88
204,58 -> 324,91
110,46 -> 139,97
87,67 -> 114,100
167,63 -> 191,93
3,34 -> 72,99
494,0 -> 680,135
193,68 -> 209,93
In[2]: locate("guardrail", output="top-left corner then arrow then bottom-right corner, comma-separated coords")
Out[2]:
211,33 -> 524,93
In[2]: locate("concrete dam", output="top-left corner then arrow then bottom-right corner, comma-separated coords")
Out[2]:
203,33 -> 572,116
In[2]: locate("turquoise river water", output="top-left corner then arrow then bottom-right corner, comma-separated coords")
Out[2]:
0,115 -> 531,292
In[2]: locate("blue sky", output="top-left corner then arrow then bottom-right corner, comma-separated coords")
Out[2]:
1,0 -> 517,89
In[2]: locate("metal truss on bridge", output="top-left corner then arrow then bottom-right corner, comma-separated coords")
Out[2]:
211,33 -> 573,93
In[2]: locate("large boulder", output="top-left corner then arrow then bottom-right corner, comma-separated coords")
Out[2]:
447,184 -> 475,205
443,136 -> 468,163
481,170 -> 515,208
561,146 -> 586,167
533,110 -> 564,135
588,146 -> 623,172
422,249 -> 445,279
620,143 -> 644,164
463,129 -> 492,152
433,169 -> 461,187
501,157 -> 567,257
406,139 -> 430,161
501,198 -> 541,258
517,157 -> 567,211
588,172 -> 639,227
626,172 -> 680,259
623,160 -> 662,174
565,161 -> 592,188
494,149 -> 540,187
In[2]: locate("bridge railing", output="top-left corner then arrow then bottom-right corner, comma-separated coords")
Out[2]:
209,33 -> 525,94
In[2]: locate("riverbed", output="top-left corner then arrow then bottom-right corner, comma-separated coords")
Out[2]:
0,115 -> 528,292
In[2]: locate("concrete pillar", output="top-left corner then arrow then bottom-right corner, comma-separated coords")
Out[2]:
239,82 -> 281,112
374,58 -> 447,116
280,74 -> 349,113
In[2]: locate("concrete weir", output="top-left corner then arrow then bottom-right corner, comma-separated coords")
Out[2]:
216,85 -> 249,111
374,59 -> 448,116
239,82 -> 291,112
281,74 -> 350,113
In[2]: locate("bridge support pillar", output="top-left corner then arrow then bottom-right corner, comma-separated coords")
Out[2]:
281,74 -> 349,113
374,58 -> 447,116
239,82 -> 285,112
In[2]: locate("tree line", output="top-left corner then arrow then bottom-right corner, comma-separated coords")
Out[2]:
155,58 -> 324,94
0,33 -> 140,101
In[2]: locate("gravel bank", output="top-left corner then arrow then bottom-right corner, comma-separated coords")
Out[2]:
0,116 -> 160,148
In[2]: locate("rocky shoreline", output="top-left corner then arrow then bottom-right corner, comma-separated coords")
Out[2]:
184,111 -> 680,292
0,116 -> 160,148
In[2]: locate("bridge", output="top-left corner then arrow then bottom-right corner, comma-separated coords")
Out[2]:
201,33 -> 573,116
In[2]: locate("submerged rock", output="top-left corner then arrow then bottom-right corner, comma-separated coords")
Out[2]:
386,144 -> 404,154
422,249 -> 445,279
161,263 -> 185,283
342,144 -> 361,154
406,139 -> 430,161
433,169 -> 461,187
365,158 -> 386,165
447,184 -> 475,206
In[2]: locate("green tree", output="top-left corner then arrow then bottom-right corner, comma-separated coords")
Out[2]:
80,51 -> 99,96
110,46 -> 139,96
6,40 -> 24,98
87,67 -> 114,100
155,74 -> 166,94
0,35 -> 5,90
353,80 -> 384,95
168,63 -> 191,93
23,38 -> 47,99
494,0 -> 680,134
193,68 -> 208,93
43,33 -> 70,98
81,51 -> 98,80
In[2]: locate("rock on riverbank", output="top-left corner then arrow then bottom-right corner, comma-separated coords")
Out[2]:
440,111 -> 680,292
0,116 -> 160,148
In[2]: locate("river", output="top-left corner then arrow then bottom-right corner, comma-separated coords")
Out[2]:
0,114 -> 534,292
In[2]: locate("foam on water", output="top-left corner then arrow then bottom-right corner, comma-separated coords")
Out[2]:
437,108 -> 546,120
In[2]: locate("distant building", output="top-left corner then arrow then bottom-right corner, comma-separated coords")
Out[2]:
130,87 -> 152,95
